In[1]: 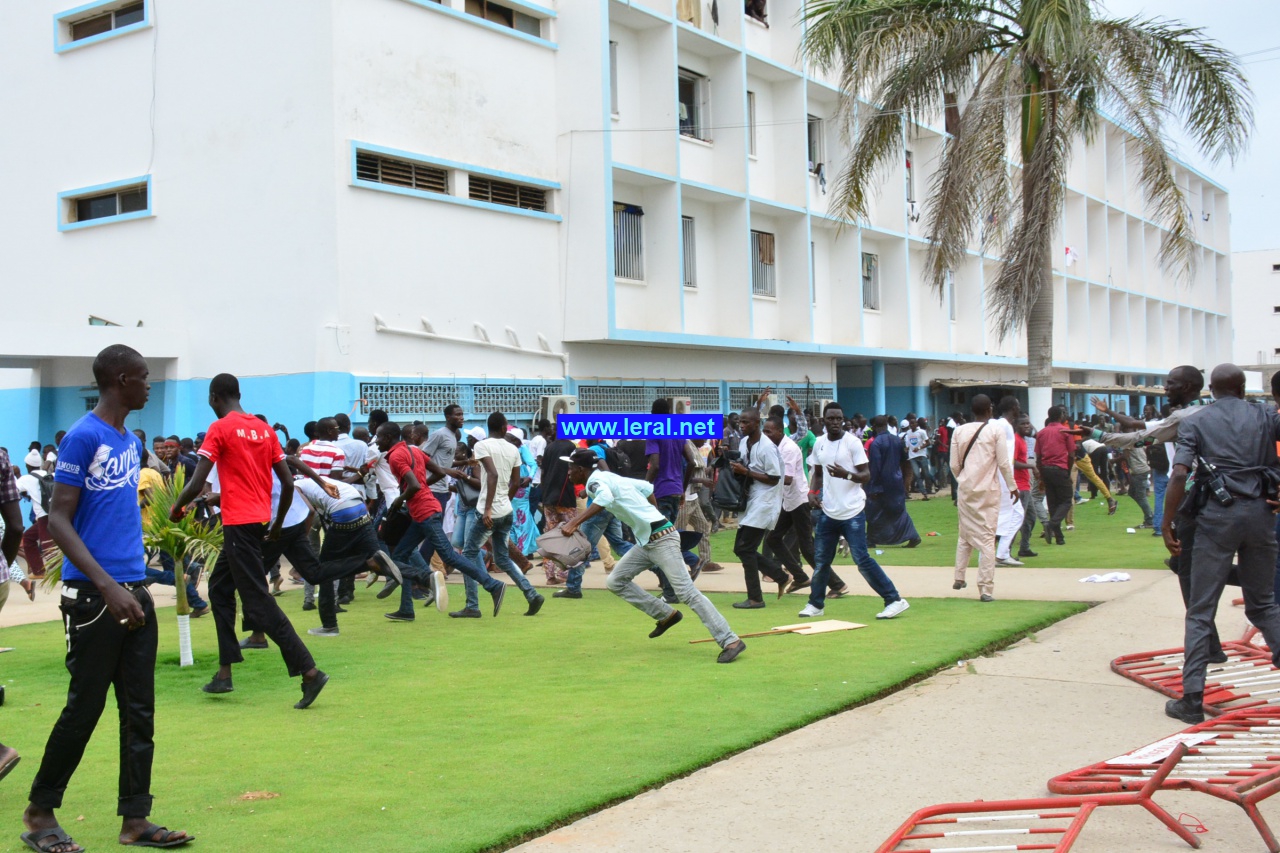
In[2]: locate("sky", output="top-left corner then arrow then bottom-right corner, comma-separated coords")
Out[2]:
1103,0 -> 1279,252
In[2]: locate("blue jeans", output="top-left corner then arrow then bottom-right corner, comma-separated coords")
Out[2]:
452,504 -> 479,550
909,457 -> 934,492
1152,471 -> 1169,530
145,565 -> 207,609
808,511 -> 901,609
566,511 -> 633,593
391,513 -> 498,618
463,513 -> 538,610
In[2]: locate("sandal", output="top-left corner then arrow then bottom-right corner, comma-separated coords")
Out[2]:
122,824 -> 194,848
20,826 -> 83,853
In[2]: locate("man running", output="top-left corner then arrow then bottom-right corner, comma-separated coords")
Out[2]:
24,345 -> 192,852
561,449 -> 745,663
172,373 -> 328,709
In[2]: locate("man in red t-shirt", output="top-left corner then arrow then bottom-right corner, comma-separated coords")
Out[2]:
172,373 -> 328,710
1034,405 -> 1076,545
1012,416 -> 1039,558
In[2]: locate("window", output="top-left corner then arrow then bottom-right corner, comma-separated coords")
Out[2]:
861,252 -> 880,310
609,41 -> 620,116
464,0 -> 540,35
469,176 -> 547,211
751,230 -> 776,297
356,152 -> 448,195
678,69 -> 710,142
681,216 -> 697,288
1273,263 -> 1280,273
905,149 -> 916,202
59,177 -> 150,231
614,203 -> 644,280
945,269 -> 956,321
807,116 -> 824,173
810,241 -> 816,306
747,92 -> 758,156
59,1 -> 147,50
1274,306 -> 1280,314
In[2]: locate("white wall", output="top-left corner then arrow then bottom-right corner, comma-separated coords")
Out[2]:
1232,249 -> 1280,367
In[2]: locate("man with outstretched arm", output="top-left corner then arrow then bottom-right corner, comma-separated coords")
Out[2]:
172,373 -> 328,710
23,345 -> 192,853
561,449 -> 745,663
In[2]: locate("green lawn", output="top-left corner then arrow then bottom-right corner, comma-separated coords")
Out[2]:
710,492 -> 1170,570
0,590 -> 1083,852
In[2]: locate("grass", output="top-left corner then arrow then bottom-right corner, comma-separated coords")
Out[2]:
0,588 -> 1084,852
710,492 -> 1171,570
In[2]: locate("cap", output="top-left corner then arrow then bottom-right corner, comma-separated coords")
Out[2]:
24,450 -> 42,468
196,431 -> 207,440
562,449 -> 598,468
467,427 -> 485,441
508,427 -> 525,441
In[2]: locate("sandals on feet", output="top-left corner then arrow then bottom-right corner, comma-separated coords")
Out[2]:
123,824 -> 194,848
20,826 -> 83,853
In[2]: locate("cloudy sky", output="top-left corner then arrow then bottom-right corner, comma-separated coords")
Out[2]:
1104,0 -> 1278,252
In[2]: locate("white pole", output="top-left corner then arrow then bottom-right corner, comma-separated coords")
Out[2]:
176,614 -> 193,667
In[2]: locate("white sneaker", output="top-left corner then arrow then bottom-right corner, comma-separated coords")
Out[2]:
432,570 -> 449,613
876,599 -> 910,620
996,557 -> 1024,567
798,603 -> 823,618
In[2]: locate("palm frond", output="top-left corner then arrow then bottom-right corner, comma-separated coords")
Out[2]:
143,466 -> 223,568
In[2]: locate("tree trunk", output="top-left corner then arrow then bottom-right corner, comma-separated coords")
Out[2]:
1026,235 -> 1054,421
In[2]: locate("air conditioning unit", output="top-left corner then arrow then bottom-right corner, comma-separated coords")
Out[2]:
668,397 -> 694,414
808,399 -> 833,420
538,394 -> 578,421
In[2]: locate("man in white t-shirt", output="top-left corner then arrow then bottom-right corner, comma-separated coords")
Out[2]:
16,451 -> 53,577
904,418 -> 934,496
528,418 -> 550,523
763,420 -> 845,596
729,408 -> 792,608
459,411 -> 545,616
801,402 -> 909,620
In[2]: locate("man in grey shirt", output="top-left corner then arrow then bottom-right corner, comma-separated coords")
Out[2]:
1163,364 -> 1280,725
421,404 -> 465,508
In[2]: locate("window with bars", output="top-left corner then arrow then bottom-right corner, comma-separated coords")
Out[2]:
681,216 -> 697,288
464,0 -> 541,35
356,152 -> 448,194
807,116 -> 824,173
678,69 -> 711,141
468,176 -> 548,212
945,269 -> 956,321
614,203 -> 644,280
609,41 -> 620,115
751,230 -> 776,297
747,92 -> 758,156
358,383 -> 563,419
74,185 -> 148,223
727,386 -> 835,410
577,385 -> 722,412
64,1 -> 145,45
861,252 -> 880,311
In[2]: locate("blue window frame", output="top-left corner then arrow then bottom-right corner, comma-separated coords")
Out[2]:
58,175 -> 153,232
54,0 -> 150,53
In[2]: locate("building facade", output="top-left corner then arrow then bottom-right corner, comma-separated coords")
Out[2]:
1231,249 -> 1280,373
0,0 -> 1233,450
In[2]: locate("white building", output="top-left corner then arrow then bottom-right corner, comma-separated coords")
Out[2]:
1231,249 -> 1280,372
0,0 -> 1233,450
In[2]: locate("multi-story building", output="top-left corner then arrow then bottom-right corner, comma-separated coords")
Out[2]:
1231,249 -> 1280,374
0,0 -> 1233,450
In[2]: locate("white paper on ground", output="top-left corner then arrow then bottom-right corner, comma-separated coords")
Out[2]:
1079,572 -> 1132,583
1106,732 -> 1216,765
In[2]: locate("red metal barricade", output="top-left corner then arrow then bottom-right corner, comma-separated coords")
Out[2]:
1111,642 -> 1277,715
1048,707 -> 1280,852
876,745 -> 1199,852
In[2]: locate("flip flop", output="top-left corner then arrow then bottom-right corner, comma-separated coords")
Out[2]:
20,826 -> 82,853
122,824 -> 194,848
0,747 -> 19,782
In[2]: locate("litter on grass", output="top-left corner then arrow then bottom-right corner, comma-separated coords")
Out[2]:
1079,572 -> 1131,583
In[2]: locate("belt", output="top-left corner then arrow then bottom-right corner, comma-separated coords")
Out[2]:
649,524 -> 677,542
62,580 -> 147,597
330,514 -> 372,531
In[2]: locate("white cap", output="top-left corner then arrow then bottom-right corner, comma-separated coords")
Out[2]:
24,450 -> 42,468
508,427 -> 525,441
467,427 -> 485,441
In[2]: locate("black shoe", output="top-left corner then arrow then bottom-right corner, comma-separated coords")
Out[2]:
449,608 -> 482,619
1018,550 -> 1038,558
239,637 -> 268,650
337,595 -> 354,605
1165,694 -> 1205,725
1055,535 -> 1066,546
952,580 -> 967,590
1209,650 -> 1229,664
202,677 -> 234,695
552,589 -> 582,599
732,600 -> 765,609
302,601 -> 316,612
491,584 -> 506,617
383,611 -> 414,621
295,670 -> 329,710
717,639 -> 746,663
376,579 -> 400,600
906,537 -> 921,548
650,609 -> 683,639
334,605 -> 347,614
525,593 -> 545,616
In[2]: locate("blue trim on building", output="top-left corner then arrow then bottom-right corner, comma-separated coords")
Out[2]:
54,0 -> 151,53
393,0 -> 557,50
57,174 -> 153,232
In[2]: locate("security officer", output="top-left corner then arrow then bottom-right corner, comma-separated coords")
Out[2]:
1163,364 -> 1280,724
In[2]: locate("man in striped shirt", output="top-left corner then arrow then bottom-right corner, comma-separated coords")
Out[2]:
299,419 -> 346,478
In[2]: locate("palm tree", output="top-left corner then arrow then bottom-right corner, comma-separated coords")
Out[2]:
803,0 -> 1251,417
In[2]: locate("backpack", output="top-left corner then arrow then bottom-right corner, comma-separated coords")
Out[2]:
1147,443 -> 1170,476
36,473 -> 54,513
605,446 -> 631,477
711,451 -> 750,512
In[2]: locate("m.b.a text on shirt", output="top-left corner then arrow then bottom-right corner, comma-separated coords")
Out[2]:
557,414 -> 719,440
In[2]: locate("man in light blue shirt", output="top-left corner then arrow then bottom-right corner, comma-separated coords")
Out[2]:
561,450 -> 744,663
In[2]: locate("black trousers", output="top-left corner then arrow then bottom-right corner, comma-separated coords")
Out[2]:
1041,466 -> 1073,535
311,519 -> 387,627
210,523 -> 316,677
767,506 -> 817,582
30,583 -> 157,818
1170,512 -> 1224,663
243,522 -> 321,633
735,525 -> 790,602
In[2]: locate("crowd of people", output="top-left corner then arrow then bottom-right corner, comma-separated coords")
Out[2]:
0,344 -> 1277,853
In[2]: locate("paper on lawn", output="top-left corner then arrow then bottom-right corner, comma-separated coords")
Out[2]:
1080,572 -> 1131,583
770,620 -> 867,635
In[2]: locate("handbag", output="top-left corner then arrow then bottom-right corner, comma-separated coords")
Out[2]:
455,463 -> 481,509
711,450 -> 750,513
536,527 -> 592,571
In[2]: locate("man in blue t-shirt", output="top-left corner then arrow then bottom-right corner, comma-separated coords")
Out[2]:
24,345 -> 193,852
